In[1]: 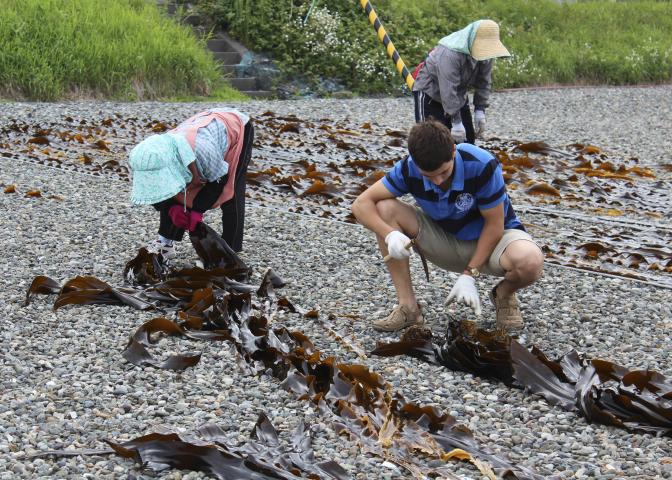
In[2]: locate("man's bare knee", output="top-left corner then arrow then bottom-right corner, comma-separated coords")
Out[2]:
520,250 -> 544,282
502,241 -> 544,283
533,250 -> 545,280
512,248 -> 544,283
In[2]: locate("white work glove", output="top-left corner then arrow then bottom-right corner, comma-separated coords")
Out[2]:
474,110 -> 486,139
384,230 -> 412,260
445,274 -> 482,316
450,122 -> 466,143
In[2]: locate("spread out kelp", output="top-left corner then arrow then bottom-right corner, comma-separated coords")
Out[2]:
4,111 -> 671,286
28,228 -> 543,479
14,109 -> 672,477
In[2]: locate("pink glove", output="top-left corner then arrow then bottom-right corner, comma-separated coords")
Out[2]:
168,205 -> 191,230
169,205 -> 203,232
188,211 -> 203,231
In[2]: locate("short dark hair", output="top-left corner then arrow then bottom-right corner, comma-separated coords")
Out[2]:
407,120 -> 455,172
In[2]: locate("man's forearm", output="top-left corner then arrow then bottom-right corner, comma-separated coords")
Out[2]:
467,222 -> 503,270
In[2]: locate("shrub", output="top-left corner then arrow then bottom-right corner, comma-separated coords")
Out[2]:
195,0 -> 672,93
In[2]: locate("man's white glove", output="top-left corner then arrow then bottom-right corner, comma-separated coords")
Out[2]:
445,274 -> 482,316
451,122 -> 466,143
385,230 -> 412,260
474,110 -> 486,139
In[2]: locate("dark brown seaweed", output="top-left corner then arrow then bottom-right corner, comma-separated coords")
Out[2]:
123,247 -> 169,285
372,318 -> 672,437
189,222 -> 250,278
106,413 -> 350,479
23,275 -> 61,306
27,253 -> 541,478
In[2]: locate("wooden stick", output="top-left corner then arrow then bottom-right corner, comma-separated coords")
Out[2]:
383,240 -> 413,262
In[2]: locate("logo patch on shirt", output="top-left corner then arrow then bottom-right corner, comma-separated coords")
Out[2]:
455,193 -> 474,212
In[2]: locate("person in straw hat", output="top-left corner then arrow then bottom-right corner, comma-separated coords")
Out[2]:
412,19 -> 510,144
128,108 -> 254,261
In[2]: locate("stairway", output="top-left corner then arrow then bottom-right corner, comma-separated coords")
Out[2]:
206,34 -> 275,99
158,1 -> 275,99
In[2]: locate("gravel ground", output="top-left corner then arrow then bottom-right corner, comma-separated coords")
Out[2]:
2,86 -> 672,479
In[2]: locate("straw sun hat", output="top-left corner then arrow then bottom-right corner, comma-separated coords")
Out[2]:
470,20 -> 510,61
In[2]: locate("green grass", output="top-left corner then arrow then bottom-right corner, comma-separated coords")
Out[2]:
467,0 -> 672,88
0,0 -> 243,101
197,0 -> 672,93
167,84 -> 249,102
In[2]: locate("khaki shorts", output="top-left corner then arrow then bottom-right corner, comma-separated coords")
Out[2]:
414,207 -> 537,276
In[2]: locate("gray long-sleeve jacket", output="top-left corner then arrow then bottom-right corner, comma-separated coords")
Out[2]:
412,44 -> 493,125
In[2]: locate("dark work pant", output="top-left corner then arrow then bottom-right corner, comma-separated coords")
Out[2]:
153,121 -> 254,251
154,198 -> 184,242
220,121 -> 253,252
413,91 -> 475,144
152,182 -> 223,242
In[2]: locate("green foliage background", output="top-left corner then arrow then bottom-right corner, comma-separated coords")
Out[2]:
0,0 -> 244,100
196,0 -> 672,93
2,0 -> 670,99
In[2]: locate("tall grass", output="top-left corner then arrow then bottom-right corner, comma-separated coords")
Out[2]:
0,0 -> 244,100
468,0 -> 672,87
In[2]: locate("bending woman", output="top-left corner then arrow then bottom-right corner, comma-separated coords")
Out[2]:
129,108 -> 253,260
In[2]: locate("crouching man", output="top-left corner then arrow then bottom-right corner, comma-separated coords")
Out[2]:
351,120 -> 543,332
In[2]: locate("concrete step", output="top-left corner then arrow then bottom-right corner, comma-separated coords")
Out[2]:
212,51 -> 241,64
207,38 -> 237,52
154,4 -> 277,98
228,77 -> 258,91
184,14 -> 203,26
242,90 -> 275,99
219,64 -> 239,76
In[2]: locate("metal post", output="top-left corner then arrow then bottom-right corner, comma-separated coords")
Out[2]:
359,0 -> 414,90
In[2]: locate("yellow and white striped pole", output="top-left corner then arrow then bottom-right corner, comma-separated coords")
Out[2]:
359,0 -> 414,90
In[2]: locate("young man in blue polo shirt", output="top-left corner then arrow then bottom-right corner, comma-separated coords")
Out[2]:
351,120 -> 543,332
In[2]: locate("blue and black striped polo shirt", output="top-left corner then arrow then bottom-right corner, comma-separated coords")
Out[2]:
382,143 -> 524,241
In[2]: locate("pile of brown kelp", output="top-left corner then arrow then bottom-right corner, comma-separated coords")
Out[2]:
373,321 -> 672,437
26,224 -> 542,479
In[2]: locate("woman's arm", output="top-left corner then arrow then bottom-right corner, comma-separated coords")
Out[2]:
186,162 -> 205,190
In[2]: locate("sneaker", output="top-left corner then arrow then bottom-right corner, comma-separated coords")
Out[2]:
489,283 -> 523,331
146,238 -> 177,262
373,304 -> 424,332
